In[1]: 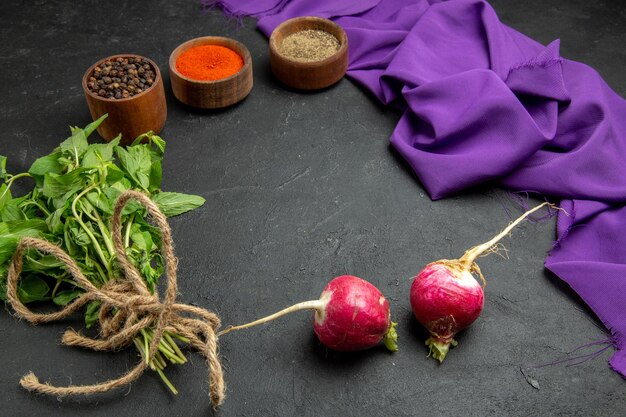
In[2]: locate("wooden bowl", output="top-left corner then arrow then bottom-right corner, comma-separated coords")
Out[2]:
169,37 -> 253,109
82,54 -> 167,145
269,16 -> 348,90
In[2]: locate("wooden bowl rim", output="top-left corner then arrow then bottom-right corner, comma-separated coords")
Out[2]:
168,36 -> 252,84
82,54 -> 162,103
269,16 -> 348,67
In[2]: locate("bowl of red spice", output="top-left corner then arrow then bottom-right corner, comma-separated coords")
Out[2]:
269,16 -> 348,90
169,36 -> 253,109
82,54 -> 167,145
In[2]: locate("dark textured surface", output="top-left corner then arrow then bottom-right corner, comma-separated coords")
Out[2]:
1,1 -> 625,416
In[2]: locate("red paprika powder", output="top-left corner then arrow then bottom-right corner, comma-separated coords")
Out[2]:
175,45 -> 244,81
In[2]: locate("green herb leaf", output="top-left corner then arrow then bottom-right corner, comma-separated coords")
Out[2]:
0,155 -> 7,180
0,220 -> 48,264
131,229 -> 154,252
114,146 -> 152,191
105,164 -> 125,184
152,192 -> 206,217
86,190 -> 112,215
53,289 -> 82,306
132,132 -> 166,156
45,207 -> 65,235
23,253 -> 65,274
18,275 -> 50,303
42,168 -> 89,199
1,199 -> 27,222
0,237 -> 18,268
81,136 -> 120,168
29,151 -> 64,187
68,221 -> 93,247
60,129 -> 89,163
0,183 -> 12,211
149,160 -> 162,192
82,114 -> 108,138
2,218 -> 49,235
85,300 -> 101,328
62,218 -> 79,258
0,268 -> 7,301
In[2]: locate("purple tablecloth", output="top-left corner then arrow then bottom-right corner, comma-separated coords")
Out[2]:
206,0 -> 626,377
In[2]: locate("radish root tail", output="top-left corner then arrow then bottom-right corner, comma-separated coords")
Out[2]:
460,202 -> 557,271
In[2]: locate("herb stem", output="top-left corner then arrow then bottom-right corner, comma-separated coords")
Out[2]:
156,368 -> 178,395
20,200 -> 51,217
154,351 -> 168,369
71,184 -> 110,271
134,334 -> 179,394
124,213 -> 135,248
141,329 -> 150,365
164,332 -> 187,363
167,332 -> 190,344
93,260 -> 108,285
51,279 -> 62,298
142,328 -> 183,363
1,172 -> 32,201
77,197 -> 115,259
93,210 -> 115,257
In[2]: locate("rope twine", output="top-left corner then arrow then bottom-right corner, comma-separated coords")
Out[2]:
6,190 -> 225,407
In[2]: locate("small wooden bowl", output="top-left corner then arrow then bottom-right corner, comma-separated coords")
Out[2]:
269,16 -> 348,90
169,37 -> 253,109
82,54 -> 167,145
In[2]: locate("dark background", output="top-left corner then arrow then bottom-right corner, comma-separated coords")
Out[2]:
1,0 -> 625,416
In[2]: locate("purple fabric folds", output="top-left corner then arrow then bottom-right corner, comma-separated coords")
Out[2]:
207,0 -> 626,377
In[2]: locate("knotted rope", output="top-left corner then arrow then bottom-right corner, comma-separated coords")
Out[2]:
6,190 -> 225,407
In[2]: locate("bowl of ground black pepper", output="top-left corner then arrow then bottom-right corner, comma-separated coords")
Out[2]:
269,16 -> 348,90
169,36 -> 253,109
82,55 -> 167,145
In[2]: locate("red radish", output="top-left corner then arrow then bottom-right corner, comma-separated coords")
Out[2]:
219,275 -> 398,352
410,202 -> 554,362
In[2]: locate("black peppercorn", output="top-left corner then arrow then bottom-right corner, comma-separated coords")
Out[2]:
87,55 -> 157,99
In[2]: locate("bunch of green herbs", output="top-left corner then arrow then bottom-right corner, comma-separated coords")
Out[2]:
0,115 -> 205,393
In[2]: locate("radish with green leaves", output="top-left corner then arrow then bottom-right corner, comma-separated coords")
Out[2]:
410,202 -> 554,362
220,275 -> 398,352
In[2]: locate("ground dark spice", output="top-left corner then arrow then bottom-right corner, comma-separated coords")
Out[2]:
87,56 -> 156,100
279,29 -> 340,62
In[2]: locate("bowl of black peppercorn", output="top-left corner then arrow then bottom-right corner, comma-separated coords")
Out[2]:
82,54 -> 167,145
